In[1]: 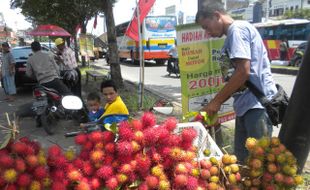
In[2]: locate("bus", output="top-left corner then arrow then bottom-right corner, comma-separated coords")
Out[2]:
116,15 -> 177,65
253,19 -> 310,61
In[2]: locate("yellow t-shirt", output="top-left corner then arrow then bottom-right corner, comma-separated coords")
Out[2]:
103,96 -> 129,116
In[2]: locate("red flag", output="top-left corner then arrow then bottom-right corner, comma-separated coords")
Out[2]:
125,0 -> 156,41
93,15 -> 98,29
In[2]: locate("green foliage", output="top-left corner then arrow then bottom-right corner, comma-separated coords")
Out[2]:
283,8 -> 310,20
10,0 -> 109,35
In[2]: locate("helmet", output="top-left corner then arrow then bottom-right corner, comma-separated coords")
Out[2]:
62,70 -> 78,87
55,38 -> 64,46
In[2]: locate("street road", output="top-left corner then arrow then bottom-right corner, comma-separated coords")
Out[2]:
119,61 -> 297,102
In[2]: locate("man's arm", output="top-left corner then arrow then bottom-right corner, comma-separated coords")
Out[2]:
202,58 -> 250,116
25,59 -> 34,78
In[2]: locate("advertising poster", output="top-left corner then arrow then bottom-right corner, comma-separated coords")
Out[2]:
177,24 -> 235,123
79,34 -> 94,57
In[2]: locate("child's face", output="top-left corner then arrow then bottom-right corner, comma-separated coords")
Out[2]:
102,87 -> 118,104
87,100 -> 101,112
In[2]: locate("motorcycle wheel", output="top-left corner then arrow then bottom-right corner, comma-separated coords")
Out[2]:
294,58 -> 302,67
41,113 -> 56,135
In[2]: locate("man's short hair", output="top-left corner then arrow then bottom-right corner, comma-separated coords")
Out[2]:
87,92 -> 101,102
195,2 -> 226,23
101,80 -> 118,92
31,41 -> 42,52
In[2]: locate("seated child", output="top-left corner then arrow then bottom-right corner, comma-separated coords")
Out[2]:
80,92 -> 104,128
100,80 -> 129,124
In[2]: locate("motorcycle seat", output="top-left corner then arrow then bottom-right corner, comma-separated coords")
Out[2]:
39,86 -> 60,94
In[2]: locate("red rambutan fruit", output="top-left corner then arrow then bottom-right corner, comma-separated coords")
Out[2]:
118,124 -> 134,141
5,184 -> 17,190
0,154 -> 14,168
116,174 -> 128,184
133,130 -> 145,144
181,128 -> 198,143
79,150 -> 90,160
11,142 -> 28,156
90,150 -> 105,163
0,149 -> 9,156
83,141 -> 94,151
181,141 -> 193,150
51,180 -> 67,190
105,143 -> 116,154
26,155 -> 39,168
102,131 -> 115,143
104,155 -> 115,165
33,166 -> 47,180
119,163 -> 133,174
106,176 -> 119,190
174,174 -> 188,188
51,169 -> 65,181
75,133 -> 88,145
141,112 -> 156,129
27,141 -> 41,155
116,141 -> 134,156
135,154 -> 151,175
131,119 -> 143,131
96,165 -> 114,179
89,131 -> 104,143
138,182 -> 149,190
17,173 -> 32,187
157,127 -> 170,144
186,176 -> 199,190
47,155 -> 68,169
75,181 -> 91,190
163,117 -> 178,131
143,128 -> 159,146
90,177 -> 101,189
167,134 -> 182,146
48,145 -> 62,157
73,158 -> 84,168
146,175 -> 159,189
67,169 -> 82,182
118,155 -> 134,164
83,161 -> 95,176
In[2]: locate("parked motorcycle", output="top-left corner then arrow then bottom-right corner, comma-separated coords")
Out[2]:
32,85 -> 86,135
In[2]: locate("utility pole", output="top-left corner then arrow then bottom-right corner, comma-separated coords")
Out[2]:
266,0 -> 269,21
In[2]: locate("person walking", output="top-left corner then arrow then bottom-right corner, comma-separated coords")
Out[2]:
195,2 -> 277,162
279,38 -> 288,61
54,38 -> 81,97
0,42 -> 16,102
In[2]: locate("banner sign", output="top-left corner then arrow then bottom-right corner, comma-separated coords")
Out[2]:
176,24 -> 235,123
79,34 -> 94,57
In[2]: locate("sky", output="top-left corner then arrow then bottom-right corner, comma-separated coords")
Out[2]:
0,0 -> 197,36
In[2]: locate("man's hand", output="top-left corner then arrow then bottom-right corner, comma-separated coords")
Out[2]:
201,99 -> 221,116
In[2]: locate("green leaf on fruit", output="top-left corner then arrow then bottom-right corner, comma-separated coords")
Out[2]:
0,133 -> 12,149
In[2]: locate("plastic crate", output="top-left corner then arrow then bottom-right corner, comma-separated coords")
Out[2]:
175,122 -> 223,160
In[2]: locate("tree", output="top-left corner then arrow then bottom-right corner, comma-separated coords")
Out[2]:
102,0 -> 123,87
283,8 -> 310,20
11,0 -> 124,87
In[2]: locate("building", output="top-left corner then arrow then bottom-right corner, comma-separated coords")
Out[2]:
263,0 -> 310,18
228,2 -> 263,23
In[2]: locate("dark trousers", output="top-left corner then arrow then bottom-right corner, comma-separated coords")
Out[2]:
42,78 -> 71,95
71,68 -> 82,97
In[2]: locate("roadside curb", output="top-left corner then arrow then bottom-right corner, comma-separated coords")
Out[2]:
124,80 -> 182,108
271,68 -> 298,76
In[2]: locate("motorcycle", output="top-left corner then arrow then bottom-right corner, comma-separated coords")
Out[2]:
32,85 -> 86,135
167,55 -> 180,77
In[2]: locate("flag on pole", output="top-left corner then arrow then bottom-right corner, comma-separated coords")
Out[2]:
93,15 -> 98,29
125,0 -> 156,41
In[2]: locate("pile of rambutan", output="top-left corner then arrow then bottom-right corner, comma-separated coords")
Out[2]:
242,136 -> 304,190
0,137 -> 50,190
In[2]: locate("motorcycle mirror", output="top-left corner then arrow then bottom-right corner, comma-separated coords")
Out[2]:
62,95 -> 83,110
152,107 -> 174,115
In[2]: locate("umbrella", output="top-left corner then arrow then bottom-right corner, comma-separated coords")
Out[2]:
28,24 -> 71,37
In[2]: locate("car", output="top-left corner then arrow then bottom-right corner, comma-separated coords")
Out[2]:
289,42 -> 307,67
11,46 -> 50,87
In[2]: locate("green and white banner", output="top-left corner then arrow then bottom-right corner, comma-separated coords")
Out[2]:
176,24 -> 235,123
